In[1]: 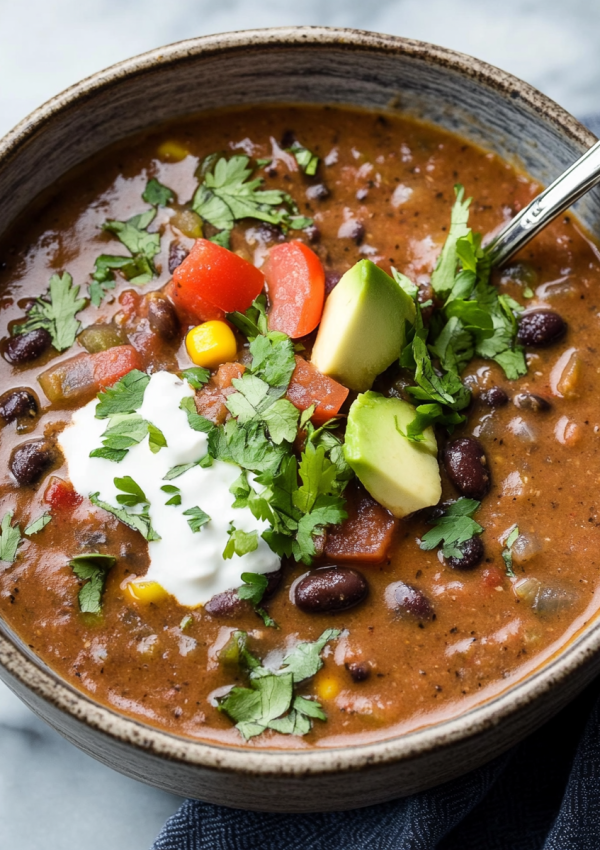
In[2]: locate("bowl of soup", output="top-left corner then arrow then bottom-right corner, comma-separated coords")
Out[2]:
0,27 -> 599,812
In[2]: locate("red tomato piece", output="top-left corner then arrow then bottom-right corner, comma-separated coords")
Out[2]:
44,477 -> 83,510
195,362 -> 246,425
171,238 -> 265,319
263,241 -> 325,338
286,356 -> 349,426
91,345 -> 143,389
325,482 -> 398,564
164,279 -> 225,326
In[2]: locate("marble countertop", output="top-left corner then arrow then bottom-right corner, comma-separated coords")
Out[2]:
1,1 -> 600,847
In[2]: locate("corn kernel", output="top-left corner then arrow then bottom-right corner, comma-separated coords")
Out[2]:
186,321 -> 237,368
171,207 -> 203,239
125,579 -> 169,604
315,675 -> 341,701
157,140 -> 190,162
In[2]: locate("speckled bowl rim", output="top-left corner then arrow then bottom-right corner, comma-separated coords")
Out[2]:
0,26 -> 598,778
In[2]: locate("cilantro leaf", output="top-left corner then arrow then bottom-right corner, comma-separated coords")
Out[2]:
420,498 -> 483,559
142,178 -> 174,207
182,367 -> 210,389
24,513 -> 52,536
160,484 -> 181,506
216,628 -> 339,740
248,332 -> 296,389
14,272 -> 85,351
95,370 -> 150,419
69,553 -> 116,614
430,185 -> 472,297
103,210 -> 160,260
163,459 -> 204,480
287,141 -> 319,176
223,524 -> 259,559
502,525 -> 520,577
226,374 -> 300,445
192,154 -> 311,242
403,403 -> 464,443
90,413 -> 149,461
90,493 -> 161,542
0,512 -> 22,563
147,422 -> 167,454
227,295 -> 269,339
237,571 -> 268,606
183,506 -> 211,533
114,475 -> 147,507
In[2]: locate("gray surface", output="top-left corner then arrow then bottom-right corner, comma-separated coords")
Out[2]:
0,2 -> 599,848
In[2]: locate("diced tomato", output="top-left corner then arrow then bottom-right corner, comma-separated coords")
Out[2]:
39,345 -> 142,404
325,482 -> 398,564
92,345 -> 143,388
118,289 -> 142,320
481,565 -> 505,590
286,356 -> 349,426
44,477 -> 83,510
164,279 -> 225,325
195,362 -> 246,425
170,239 -> 265,321
263,241 -> 325,338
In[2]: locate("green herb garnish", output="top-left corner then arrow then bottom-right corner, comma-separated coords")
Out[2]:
181,367 -> 210,389
90,493 -> 161,542
420,498 -> 483,559
287,140 -> 319,176
223,524 -> 259,559
183,506 -> 211,533
95,370 -> 150,419
114,475 -> 148,507
502,525 -> 520,577
217,628 -> 340,740
237,571 -> 278,628
14,272 -> 85,351
24,513 -> 52,536
69,553 -> 116,614
142,178 -> 174,207
0,512 -> 21,563
160,484 -> 181,506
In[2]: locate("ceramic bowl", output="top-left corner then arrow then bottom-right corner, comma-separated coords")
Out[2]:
1,27 -> 599,813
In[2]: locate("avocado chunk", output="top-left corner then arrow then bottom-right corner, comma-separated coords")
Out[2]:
344,392 -> 442,518
311,259 -> 415,392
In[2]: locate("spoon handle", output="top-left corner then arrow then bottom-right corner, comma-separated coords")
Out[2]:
487,139 -> 600,267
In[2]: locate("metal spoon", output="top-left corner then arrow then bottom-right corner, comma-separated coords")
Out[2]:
486,139 -> 600,267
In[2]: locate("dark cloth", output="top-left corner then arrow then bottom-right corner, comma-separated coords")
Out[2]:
153,679 -> 600,849
153,117 -> 600,850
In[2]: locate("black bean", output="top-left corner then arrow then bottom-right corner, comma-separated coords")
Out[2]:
5,329 -> 52,364
280,129 -> 296,149
444,437 -> 491,500
255,223 -> 285,243
517,310 -> 566,347
325,271 -> 342,295
346,661 -> 371,682
294,566 -> 368,614
304,224 -> 321,243
481,387 -> 509,408
306,183 -> 329,201
264,567 -> 283,599
147,296 -> 179,341
0,389 -> 37,424
168,241 -> 189,274
10,441 -> 54,485
392,582 -> 434,620
513,392 -> 551,413
348,221 -> 365,245
446,536 -> 485,570
205,590 -> 249,618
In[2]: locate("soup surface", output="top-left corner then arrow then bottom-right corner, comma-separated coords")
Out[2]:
0,105 -> 599,749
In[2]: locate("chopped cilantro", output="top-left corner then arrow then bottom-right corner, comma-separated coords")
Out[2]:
287,141 -> 319,176
160,484 -> 181,506
147,422 -> 167,454
95,370 -> 150,419
24,513 -> 52,536
90,493 -> 161,542
502,525 -> 520,577
181,367 -> 210,389
114,475 -> 148,507
163,459 -> 204,480
0,512 -> 21,563
226,374 -> 300,445
420,499 -> 483,559
183,506 -> 211,533
69,553 -> 116,614
192,154 -> 312,245
237,572 -> 278,628
90,412 -> 149,462
216,628 -> 340,740
227,295 -> 269,339
142,178 -> 174,207
14,272 -> 85,351
223,524 -> 259,559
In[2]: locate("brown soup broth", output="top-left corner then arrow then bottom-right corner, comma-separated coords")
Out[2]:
0,105 -> 599,749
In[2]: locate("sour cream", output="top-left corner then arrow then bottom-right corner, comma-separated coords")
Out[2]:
58,371 -> 280,607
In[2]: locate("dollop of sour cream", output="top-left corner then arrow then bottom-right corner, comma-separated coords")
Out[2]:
58,371 -> 279,607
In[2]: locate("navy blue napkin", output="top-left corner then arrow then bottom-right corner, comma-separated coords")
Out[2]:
153,117 -> 600,850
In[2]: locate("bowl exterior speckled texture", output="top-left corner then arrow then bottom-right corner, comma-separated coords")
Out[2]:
1,27 -> 599,812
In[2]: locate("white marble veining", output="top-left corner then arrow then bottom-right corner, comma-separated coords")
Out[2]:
1,2 -> 599,847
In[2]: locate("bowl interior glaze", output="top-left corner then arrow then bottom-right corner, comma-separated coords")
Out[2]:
0,27 -> 599,812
